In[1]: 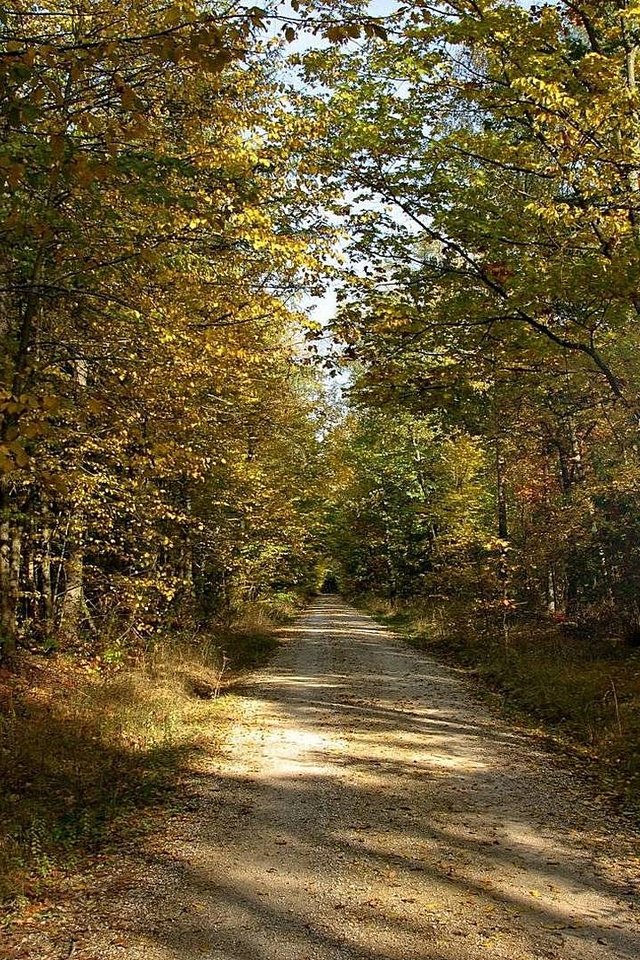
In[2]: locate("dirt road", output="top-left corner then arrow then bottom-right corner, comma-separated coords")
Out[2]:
8,597 -> 640,959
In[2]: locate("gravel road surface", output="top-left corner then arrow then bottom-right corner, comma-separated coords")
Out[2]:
6,597 -> 640,959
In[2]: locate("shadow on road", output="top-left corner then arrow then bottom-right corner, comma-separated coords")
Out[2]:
108,599 -> 640,959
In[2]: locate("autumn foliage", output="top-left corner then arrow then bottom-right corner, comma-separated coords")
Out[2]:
0,1 -> 332,655
3,0 -> 640,899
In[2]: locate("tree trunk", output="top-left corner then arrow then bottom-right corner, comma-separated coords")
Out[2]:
493,440 -> 510,650
495,441 -> 508,540
0,498 -> 21,656
59,514 -> 87,643
40,513 -> 55,633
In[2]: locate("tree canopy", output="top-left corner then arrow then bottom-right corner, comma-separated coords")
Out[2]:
3,0 -> 640,657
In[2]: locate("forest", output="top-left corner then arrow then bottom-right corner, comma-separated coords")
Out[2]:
2,0 -> 640,918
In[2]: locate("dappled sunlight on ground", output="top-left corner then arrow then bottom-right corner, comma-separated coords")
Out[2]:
17,597 -> 639,960
114,598 -> 638,960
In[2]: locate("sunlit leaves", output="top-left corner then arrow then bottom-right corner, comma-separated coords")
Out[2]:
0,0 -> 331,647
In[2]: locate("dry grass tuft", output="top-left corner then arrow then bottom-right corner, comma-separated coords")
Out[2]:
0,641 -> 220,905
0,596 -> 299,909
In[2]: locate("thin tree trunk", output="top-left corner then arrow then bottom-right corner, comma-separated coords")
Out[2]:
59,513 -> 85,643
24,520 -> 36,626
41,513 -> 55,632
495,441 -> 508,540
494,440 -> 510,650
0,495 -> 20,655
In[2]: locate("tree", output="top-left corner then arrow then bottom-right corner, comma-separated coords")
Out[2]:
0,0 -> 330,655
300,0 -> 640,638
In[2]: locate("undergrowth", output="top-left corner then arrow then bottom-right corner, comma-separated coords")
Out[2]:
0,593 -> 305,910
364,596 -> 640,813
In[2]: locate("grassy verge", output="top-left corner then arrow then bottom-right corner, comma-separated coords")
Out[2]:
363,596 -> 640,814
0,593 -> 306,912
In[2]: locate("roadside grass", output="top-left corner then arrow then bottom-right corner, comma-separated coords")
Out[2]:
364,597 -> 640,812
0,594 -> 304,911
227,591 -> 309,669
